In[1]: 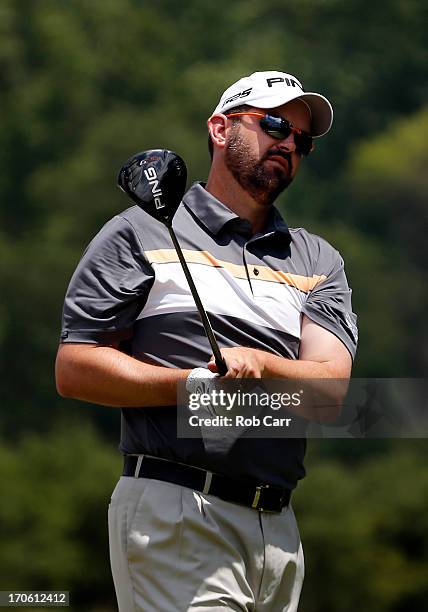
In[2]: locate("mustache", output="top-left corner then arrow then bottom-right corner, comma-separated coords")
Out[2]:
263,148 -> 293,173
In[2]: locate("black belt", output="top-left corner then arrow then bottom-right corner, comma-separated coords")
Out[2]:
123,455 -> 291,513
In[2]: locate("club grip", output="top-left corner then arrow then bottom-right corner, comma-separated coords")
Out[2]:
216,355 -> 228,377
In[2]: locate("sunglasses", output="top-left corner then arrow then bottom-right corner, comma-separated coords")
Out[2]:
226,112 -> 314,156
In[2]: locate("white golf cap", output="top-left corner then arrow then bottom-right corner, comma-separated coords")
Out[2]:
212,71 -> 333,137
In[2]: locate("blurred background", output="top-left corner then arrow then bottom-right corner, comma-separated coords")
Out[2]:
0,0 -> 427,610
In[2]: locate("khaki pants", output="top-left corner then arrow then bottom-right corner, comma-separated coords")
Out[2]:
108,476 -> 304,611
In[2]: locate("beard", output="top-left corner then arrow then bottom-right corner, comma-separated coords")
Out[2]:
224,127 -> 294,207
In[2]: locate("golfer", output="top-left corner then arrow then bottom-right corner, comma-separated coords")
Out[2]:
56,70 -> 358,611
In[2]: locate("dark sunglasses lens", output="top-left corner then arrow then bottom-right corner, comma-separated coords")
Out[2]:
295,133 -> 313,156
259,115 -> 291,140
260,115 -> 313,155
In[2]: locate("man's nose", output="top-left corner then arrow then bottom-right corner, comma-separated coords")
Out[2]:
277,133 -> 297,153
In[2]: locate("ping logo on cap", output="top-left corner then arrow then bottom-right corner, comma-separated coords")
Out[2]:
266,77 -> 302,89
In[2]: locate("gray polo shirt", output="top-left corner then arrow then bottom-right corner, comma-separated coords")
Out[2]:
61,182 -> 357,489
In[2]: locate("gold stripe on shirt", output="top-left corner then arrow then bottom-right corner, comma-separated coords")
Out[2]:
144,249 -> 326,293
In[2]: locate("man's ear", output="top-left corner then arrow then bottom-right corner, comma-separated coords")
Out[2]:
207,114 -> 228,151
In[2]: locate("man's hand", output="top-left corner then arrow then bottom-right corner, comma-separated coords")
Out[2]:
186,367 -> 220,399
207,317 -> 352,382
205,319 -> 352,420
207,347 -> 266,379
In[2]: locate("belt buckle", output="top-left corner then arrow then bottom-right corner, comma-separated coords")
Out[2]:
251,484 -> 269,512
251,484 -> 284,513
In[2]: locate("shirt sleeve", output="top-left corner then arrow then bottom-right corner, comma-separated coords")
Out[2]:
60,214 -> 154,344
302,239 -> 358,360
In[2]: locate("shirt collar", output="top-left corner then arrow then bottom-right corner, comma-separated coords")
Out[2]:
183,182 -> 238,235
264,206 -> 291,237
182,182 -> 291,244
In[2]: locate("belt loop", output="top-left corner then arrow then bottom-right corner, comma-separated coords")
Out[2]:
202,471 -> 213,494
134,455 -> 144,478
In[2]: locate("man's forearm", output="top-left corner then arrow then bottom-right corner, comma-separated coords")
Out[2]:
208,346 -> 351,421
55,343 -> 191,408
262,352 -> 345,379
261,351 -> 350,421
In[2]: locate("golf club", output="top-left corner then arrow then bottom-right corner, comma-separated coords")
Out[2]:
117,149 -> 228,376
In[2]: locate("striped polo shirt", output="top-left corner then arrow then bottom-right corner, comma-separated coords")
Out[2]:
61,182 -> 357,489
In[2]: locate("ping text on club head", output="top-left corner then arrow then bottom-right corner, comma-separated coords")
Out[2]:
143,166 -> 164,210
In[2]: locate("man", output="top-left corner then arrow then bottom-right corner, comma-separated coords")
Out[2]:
56,70 -> 357,611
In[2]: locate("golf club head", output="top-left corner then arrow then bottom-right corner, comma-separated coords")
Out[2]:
117,149 -> 187,226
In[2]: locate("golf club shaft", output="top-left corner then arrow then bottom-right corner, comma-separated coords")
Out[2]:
168,226 -> 228,376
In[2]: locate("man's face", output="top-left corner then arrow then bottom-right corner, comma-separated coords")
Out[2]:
224,99 -> 312,207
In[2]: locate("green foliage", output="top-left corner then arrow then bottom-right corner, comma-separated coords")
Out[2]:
347,106 -> 428,236
0,429 -> 427,611
344,106 -> 428,374
295,441 -> 428,611
0,1 -> 427,609
0,421 -> 121,610
0,0 -> 426,421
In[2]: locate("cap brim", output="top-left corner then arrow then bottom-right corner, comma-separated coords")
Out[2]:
298,93 -> 333,137
229,91 -> 333,137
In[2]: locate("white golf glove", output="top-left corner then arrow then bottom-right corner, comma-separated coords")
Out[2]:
186,367 -> 224,417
